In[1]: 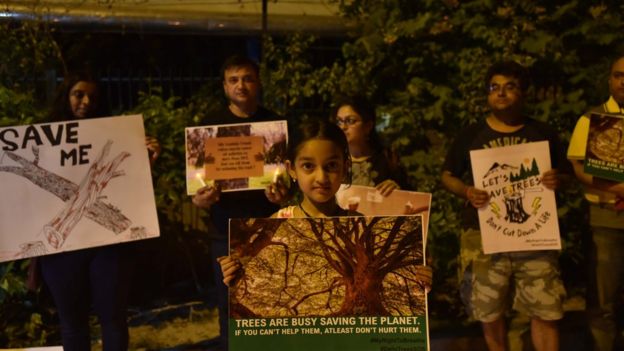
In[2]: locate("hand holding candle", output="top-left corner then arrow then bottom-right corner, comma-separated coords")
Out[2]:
272,167 -> 280,184
196,173 -> 207,187
265,165 -> 289,204
192,181 -> 220,209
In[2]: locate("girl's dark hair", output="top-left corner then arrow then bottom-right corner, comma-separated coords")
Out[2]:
49,70 -> 103,122
287,119 -> 352,183
330,94 -> 383,150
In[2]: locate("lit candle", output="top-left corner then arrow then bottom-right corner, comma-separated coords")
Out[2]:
196,173 -> 207,187
272,167 -> 281,183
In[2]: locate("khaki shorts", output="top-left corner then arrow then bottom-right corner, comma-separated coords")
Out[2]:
459,228 -> 566,323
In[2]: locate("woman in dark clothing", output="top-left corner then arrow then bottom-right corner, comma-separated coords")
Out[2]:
40,71 -> 159,351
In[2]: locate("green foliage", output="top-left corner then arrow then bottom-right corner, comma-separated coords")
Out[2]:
0,85 -> 48,126
261,0 -> 624,323
0,14 -> 62,348
0,4 -> 63,90
132,88 -> 190,225
0,261 -> 54,347
131,80 -> 223,232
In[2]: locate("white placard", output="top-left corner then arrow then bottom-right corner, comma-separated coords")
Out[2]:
0,115 -> 160,262
470,141 -> 561,254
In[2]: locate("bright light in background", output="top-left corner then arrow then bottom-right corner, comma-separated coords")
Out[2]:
377,112 -> 392,132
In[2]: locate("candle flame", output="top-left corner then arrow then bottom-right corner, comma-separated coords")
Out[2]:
195,173 -> 206,187
272,167 -> 280,183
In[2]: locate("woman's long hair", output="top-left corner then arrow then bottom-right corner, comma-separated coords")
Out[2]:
48,71 -> 105,122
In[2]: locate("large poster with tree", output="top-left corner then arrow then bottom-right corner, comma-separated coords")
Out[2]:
0,115 -> 159,262
470,141 -> 561,254
228,216 -> 428,351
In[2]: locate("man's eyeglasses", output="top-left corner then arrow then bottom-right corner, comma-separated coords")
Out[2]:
488,82 -> 520,94
335,117 -> 361,127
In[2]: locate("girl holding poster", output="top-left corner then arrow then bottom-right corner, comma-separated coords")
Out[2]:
37,71 -> 159,351
218,119 -> 432,288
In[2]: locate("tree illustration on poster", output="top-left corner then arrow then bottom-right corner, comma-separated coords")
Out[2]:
229,216 -> 428,351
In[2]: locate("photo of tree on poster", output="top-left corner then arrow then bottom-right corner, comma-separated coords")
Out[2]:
230,216 -> 425,317
584,112 -> 624,182
228,216 -> 428,351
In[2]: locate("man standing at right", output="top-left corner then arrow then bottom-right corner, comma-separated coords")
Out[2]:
442,61 -> 567,351
568,54 -> 624,351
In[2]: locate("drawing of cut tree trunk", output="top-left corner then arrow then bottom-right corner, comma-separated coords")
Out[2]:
0,141 -> 132,251
504,193 -> 530,224
44,141 -> 130,248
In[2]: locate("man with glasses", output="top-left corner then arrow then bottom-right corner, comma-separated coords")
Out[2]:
567,54 -> 624,351
441,61 -> 568,351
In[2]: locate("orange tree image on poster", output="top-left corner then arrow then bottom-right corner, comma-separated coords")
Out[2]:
229,216 -> 426,318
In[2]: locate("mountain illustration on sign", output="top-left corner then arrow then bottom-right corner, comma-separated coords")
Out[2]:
483,162 -> 518,178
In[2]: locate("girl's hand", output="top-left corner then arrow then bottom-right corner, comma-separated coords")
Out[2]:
415,265 -> 433,293
376,179 -> 400,197
541,169 -> 560,190
265,178 -> 290,204
192,185 -> 221,209
217,256 -> 242,287
145,136 -> 161,166
465,186 -> 489,208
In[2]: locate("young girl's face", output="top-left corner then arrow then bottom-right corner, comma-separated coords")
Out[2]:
287,139 -> 348,205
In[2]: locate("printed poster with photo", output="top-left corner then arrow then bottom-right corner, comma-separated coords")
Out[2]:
228,216 -> 429,351
470,141 -> 561,254
336,184 -> 432,241
583,112 -> 624,182
0,115 -> 160,262
185,120 -> 288,195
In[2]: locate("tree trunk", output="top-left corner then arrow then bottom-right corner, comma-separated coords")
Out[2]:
44,141 -> 130,248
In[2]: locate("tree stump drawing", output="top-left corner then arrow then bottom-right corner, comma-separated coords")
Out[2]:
1,141 -> 132,252
504,193 -> 530,224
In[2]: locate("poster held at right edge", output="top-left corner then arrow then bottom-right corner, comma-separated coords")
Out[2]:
470,141 -> 561,254
583,112 -> 624,182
